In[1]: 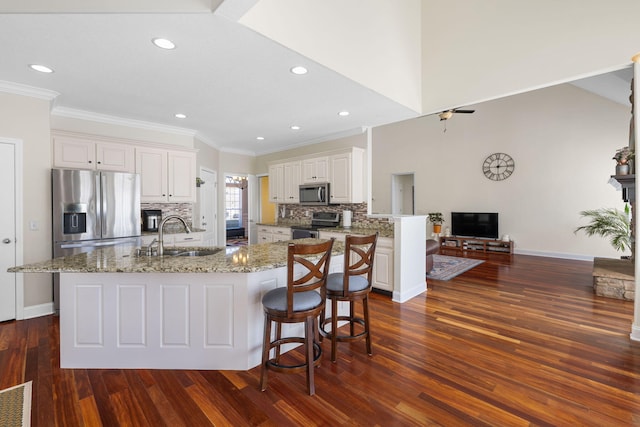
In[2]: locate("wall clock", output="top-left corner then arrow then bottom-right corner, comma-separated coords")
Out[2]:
482,153 -> 515,181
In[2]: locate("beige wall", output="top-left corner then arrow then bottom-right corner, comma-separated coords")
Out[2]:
0,93 -> 53,306
255,132 -> 367,173
51,115 -> 195,148
373,83 -> 629,259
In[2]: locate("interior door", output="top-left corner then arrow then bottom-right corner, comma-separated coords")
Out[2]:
198,168 -> 217,246
0,142 -> 16,321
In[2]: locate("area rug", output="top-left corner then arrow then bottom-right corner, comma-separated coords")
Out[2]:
0,381 -> 32,427
427,255 -> 484,281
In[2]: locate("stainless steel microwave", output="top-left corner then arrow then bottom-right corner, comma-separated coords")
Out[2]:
299,183 -> 330,205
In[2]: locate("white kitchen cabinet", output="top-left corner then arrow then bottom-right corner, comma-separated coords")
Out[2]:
141,232 -> 204,247
302,156 -> 329,183
372,237 -> 394,292
283,161 -> 301,203
136,147 -> 196,203
268,164 -> 283,203
171,232 -> 203,247
268,161 -> 300,204
318,230 -> 393,292
167,150 -> 197,203
257,225 -> 291,243
53,135 -> 134,172
329,147 -> 365,204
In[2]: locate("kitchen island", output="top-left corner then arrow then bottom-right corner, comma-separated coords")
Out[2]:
9,239 -> 345,370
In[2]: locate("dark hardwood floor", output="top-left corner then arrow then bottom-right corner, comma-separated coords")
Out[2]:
2,252 -> 640,426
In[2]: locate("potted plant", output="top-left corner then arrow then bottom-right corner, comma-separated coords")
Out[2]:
428,212 -> 445,234
613,146 -> 634,175
574,207 -> 632,258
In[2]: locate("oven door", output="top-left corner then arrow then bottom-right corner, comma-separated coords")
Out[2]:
292,228 -> 319,239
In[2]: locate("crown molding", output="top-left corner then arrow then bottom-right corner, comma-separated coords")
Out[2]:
51,106 -> 198,137
0,80 -> 59,101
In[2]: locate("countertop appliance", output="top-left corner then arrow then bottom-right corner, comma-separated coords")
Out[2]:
299,183 -> 330,206
52,168 -> 141,311
142,209 -> 162,232
291,211 -> 340,239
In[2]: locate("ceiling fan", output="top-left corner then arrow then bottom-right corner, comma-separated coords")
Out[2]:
438,108 -> 475,121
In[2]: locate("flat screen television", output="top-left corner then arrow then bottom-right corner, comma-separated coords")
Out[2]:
451,212 -> 499,239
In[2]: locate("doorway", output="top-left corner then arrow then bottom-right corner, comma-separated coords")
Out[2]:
391,173 -> 415,215
198,168 -> 217,247
0,138 -> 23,322
225,174 -> 249,245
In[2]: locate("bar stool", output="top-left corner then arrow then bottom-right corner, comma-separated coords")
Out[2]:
260,239 -> 334,396
320,233 -> 378,363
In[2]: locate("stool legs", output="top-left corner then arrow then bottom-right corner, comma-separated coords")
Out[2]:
260,313 -> 272,392
260,312 -> 322,396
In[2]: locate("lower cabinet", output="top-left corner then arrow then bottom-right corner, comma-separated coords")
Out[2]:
257,225 -> 291,243
318,231 -> 394,293
141,232 -> 204,247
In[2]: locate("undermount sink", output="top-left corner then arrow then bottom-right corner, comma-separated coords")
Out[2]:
162,248 -> 222,257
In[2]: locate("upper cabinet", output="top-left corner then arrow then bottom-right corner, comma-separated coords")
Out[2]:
53,135 -> 134,172
301,156 -> 329,184
52,131 -> 198,204
329,147 -> 365,204
268,147 -> 366,205
136,147 -> 196,203
268,160 -> 300,204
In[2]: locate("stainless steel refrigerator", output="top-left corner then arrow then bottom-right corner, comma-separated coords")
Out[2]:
52,168 -> 141,310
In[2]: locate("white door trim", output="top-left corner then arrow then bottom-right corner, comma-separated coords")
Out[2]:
1,137 -> 24,320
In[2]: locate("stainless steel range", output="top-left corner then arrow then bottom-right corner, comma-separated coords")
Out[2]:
291,212 -> 340,239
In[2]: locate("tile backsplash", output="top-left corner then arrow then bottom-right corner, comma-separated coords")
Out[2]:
279,203 -> 392,229
141,203 -> 193,231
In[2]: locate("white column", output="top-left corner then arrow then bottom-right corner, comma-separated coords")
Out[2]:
630,54 -> 640,341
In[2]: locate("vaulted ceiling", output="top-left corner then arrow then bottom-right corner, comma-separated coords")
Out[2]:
0,0 -> 636,155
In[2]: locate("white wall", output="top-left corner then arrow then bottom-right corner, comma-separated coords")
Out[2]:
372,83 -> 629,259
421,0 -> 640,114
240,0 -> 423,112
0,92 -> 53,306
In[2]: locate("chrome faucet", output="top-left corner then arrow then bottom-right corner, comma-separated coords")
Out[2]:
158,215 -> 191,256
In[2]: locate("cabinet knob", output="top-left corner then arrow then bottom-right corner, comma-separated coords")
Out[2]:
88,160 -> 92,164
97,161 -> 101,164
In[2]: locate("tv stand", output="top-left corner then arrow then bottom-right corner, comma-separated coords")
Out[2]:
440,236 -> 513,254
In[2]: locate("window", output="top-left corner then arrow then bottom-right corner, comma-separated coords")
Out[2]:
225,176 -> 246,225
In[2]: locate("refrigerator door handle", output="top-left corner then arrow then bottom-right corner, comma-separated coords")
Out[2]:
99,172 -> 106,237
59,240 -> 131,249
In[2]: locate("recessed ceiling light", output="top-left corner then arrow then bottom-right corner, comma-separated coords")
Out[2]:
175,113 -> 186,119
290,66 -> 308,75
256,136 -> 265,141
29,64 -> 54,73
290,125 -> 301,130
338,111 -> 350,117
152,38 -> 176,50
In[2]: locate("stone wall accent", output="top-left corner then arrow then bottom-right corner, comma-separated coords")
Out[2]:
592,257 -> 635,300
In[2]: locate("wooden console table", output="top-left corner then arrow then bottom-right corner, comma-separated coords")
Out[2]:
440,236 -> 513,254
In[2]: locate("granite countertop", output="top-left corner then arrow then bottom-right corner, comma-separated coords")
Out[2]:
319,226 -> 394,239
8,239 -> 344,274
257,222 -> 394,238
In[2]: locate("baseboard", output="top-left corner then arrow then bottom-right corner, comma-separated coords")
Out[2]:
514,248 -> 594,261
22,302 -> 55,320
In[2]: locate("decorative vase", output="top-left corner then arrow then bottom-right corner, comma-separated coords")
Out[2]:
616,163 -> 630,175
433,224 -> 442,234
